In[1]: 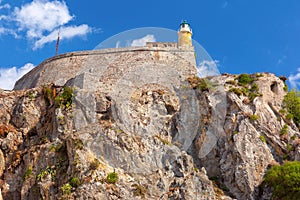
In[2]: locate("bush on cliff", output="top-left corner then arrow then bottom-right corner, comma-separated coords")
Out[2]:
264,161 -> 300,199
55,86 -> 74,108
283,90 -> 300,127
237,74 -> 254,85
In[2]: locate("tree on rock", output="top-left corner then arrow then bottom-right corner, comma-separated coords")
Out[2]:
264,161 -> 300,199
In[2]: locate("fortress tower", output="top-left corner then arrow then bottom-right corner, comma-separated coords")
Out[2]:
178,20 -> 193,47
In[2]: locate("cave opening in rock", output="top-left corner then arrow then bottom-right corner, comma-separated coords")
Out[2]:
270,82 -> 279,94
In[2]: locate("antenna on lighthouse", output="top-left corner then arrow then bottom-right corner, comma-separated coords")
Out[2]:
55,27 -> 60,56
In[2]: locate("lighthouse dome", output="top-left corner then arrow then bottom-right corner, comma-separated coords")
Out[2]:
179,20 -> 192,33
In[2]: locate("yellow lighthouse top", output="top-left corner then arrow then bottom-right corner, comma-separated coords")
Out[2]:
179,20 -> 192,34
178,20 -> 193,47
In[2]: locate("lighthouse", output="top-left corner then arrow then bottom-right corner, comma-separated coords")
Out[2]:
178,20 -> 193,47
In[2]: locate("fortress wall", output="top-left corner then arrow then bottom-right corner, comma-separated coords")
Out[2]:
14,46 -> 197,90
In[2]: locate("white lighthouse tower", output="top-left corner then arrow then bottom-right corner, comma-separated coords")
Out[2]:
178,20 -> 193,47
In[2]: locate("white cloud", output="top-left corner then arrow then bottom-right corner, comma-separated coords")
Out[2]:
0,63 -> 35,90
0,14 -> 8,20
0,3 -> 10,10
0,27 -> 6,34
34,24 -> 91,50
13,0 -> 73,38
197,60 -> 220,78
0,26 -> 17,37
0,0 -> 92,49
288,68 -> 300,89
0,0 -> 9,9
0,2 -> 13,36
131,34 -> 156,47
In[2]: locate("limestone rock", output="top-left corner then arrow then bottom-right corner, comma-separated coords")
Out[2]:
0,150 -> 4,177
0,54 -> 299,200
191,73 -> 299,199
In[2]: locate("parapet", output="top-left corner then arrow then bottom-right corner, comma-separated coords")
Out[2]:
14,45 -> 197,90
146,42 -> 177,48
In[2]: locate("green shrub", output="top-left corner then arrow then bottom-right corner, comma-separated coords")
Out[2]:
228,81 -> 262,101
36,166 -> 55,182
250,114 -> 259,121
106,172 -> 119,184
241,87 -> 249,95
187,77 -> 216,91
24,165 -> 33,180
286,113 -> 294,121
249,92 -> 262,101
250,83 -> 259,92
280,124 -> 288,135
229,87 -> 243,96
283,90 -> 300,127
259,135 -> 266,143
61,183 -> 72,195
237,74 -> 254,85
27,91 -> 36,101
279,109 -> 286,114
55,87 -> 74,108
70,177 -> 81,188
286,144 -> 293,152
264,161 -> 300,199
197,79 -> 214,92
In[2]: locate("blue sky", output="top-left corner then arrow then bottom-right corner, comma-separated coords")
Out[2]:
0,0 -> 300,90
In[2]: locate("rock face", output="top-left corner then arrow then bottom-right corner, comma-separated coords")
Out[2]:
1,48 -> 299,199
190,74 -> 300,199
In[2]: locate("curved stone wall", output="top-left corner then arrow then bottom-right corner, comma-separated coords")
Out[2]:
14,46 -> 197,90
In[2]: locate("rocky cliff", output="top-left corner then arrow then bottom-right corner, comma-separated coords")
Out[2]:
1,52 -> 300,199
1,71 -> 299,199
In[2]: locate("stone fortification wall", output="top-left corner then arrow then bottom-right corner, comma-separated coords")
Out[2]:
14,46 -> 197,90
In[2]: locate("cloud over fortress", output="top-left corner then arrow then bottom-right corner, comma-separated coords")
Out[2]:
0,0 -> 93,90
0,0 -> 92,49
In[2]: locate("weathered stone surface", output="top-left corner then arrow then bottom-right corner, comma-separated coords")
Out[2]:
1,48 -> 299,199
190,73 -> 300,199
0,150 -> 4,177
14,47 -> 197,91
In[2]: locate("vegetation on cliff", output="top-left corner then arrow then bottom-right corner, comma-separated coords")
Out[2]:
226,73 -> 263,102
55,86 -> 74,109
282,90 -> 300,127
0,73 -> 299,199
264,161 -> 300,200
